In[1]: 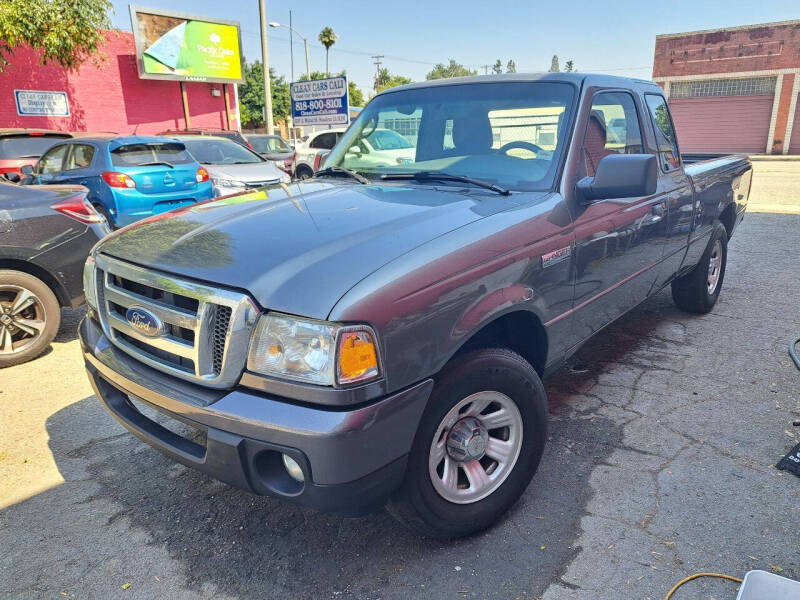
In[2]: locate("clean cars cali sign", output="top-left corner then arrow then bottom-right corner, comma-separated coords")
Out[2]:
290,76 -> 349,126
14,90 -> 70,117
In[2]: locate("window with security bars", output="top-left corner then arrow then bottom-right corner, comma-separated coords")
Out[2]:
671,77 -> 777,98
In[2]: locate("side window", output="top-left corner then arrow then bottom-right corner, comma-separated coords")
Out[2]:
38,145 -> 69,174
645,94 -> 681,171
65,144 -> 95,170
310,133 -> 335,149
582,91 -> 643,177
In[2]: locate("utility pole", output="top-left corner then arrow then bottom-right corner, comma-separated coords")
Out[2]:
372,55 -> 384,93
258,0 -> 274,134
481,64 -> 490,75
288,9 -> 294,83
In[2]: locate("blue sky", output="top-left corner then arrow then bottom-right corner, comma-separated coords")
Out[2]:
110,0 -> 799,95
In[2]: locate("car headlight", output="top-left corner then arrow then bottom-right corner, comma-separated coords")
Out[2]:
247,313 -> 381,386
83,255 -> 98,310
212,178 -> 248,189
279,173 -> 291,184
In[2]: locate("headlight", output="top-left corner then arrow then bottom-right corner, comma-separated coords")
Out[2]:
247,313 -> 381,386
212,178 -> 248,189
83,255 -> 98,310
279,174 -> 291,184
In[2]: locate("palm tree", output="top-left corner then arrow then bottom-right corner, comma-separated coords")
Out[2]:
318,27 -> 337,76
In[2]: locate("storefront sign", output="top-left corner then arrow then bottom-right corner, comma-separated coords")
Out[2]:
290,76 -> 350,126
14,90 -> 70,117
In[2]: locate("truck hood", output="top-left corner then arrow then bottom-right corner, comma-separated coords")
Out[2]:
97,180 -> 533,319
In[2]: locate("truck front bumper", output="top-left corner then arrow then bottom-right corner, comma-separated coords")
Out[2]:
79,315 -> 433,516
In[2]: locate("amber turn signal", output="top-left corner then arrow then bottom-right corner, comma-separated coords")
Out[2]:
337,330 -> 379,384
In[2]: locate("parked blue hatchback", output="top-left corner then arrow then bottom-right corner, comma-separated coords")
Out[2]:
23,136 -> 213,228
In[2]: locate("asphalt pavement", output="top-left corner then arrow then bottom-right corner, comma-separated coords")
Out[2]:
1,160 -> 798,600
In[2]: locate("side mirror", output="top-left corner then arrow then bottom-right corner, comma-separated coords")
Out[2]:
576,154 -> 658,203
20,164 -> 34,176
346,144 -> 363,156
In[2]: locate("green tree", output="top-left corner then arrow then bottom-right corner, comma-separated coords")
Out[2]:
492,59 -> 503,74
0,0 -> 112,71
299,70 -> 364,107
238,61 -> 290,127
564,60 -> 576,72
506,59 -> 516,73
549,55 -> 560,72
318,26 -> 337,76
426,59 -> 477,80
375,68 -> 413,93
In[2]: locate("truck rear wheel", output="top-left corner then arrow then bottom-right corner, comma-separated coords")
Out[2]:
0,270 -> 61,368
387,348 -> 547,539
671,222 -> 728,314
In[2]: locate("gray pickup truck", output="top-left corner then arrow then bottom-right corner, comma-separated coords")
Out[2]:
79,73 -> 751,539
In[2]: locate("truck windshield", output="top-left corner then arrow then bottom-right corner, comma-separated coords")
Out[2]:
325,81 -> 574,191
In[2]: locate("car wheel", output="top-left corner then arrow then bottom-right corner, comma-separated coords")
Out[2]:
296,165 -> 313,180
0,270 -> 61,368
387,348 -> 548,539
671,221 -> 727,314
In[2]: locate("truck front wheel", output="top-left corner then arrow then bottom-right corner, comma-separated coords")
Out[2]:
387,348 -> 547,539
671,221 -> 728,314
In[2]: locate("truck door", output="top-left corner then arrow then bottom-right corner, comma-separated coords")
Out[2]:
642,93 -> 695,287
568,90 -> 668,343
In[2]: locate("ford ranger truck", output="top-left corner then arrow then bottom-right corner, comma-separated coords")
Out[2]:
79,73 -> 751,539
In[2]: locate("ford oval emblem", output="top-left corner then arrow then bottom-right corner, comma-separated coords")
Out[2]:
125,306 -> 165,337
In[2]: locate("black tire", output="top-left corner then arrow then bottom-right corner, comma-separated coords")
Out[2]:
295,165 -> 314,180
92,203 -> 117,231
0,270 -> 61,368
387,348 -> 548,539
671,221 -> 728,314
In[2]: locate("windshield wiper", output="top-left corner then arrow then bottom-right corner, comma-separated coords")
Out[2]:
380,171 -> 510,195
139,161 -> 174,168
313,166 -> 368,184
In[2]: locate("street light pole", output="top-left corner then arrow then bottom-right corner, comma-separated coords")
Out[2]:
269,21 -> 311,80
258,0 -> 274,134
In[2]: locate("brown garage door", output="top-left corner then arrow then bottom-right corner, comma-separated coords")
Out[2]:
789,96 -> 800,154
668,95 -> 774,154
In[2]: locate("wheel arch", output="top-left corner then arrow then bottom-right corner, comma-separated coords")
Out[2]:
450,309 -> 549,376
0,258 -> 70,307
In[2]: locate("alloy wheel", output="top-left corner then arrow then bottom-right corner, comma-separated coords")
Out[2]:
428,391 -> 524,504
707,239 -> 723,294
0,285 -> 47,355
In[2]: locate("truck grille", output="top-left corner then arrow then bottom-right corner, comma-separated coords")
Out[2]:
94,254 -> 258,388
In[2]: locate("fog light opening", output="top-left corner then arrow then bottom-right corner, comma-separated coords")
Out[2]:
282,454 -> 304,482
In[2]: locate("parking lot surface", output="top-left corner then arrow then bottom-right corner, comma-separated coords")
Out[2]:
1,160 -> 799,600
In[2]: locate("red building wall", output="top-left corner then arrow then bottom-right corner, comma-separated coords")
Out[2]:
0,31 -> 237,134
653,21 -> 800,78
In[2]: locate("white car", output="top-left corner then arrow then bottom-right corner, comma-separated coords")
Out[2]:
293,128 -> 348,179
293,127 -> 416,178
175,135 -> 290,196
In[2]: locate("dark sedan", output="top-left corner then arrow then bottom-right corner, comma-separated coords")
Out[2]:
245,134 -> 295,176
1,181 -> 108,366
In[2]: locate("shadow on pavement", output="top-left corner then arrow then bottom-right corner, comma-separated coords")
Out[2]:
2,294 -> 672,599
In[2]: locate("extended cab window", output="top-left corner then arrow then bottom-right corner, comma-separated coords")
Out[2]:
645,94 -> 681,171
65,144 -> 95,170
582,91 -> 643,177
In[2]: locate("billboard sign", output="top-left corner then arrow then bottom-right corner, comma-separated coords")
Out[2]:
290,76 -> 350,126
14,90 -> 70,117
130,5 -> 243,83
